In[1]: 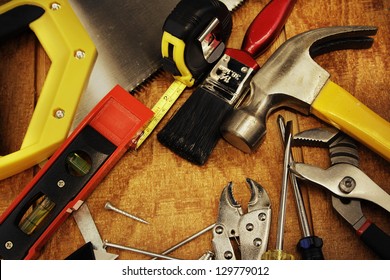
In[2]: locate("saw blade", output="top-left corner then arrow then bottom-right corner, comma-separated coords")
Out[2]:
221,0 -> 246,11
68,0 -> 180,130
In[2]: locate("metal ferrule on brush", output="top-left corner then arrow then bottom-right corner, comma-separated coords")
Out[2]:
201,54 -> 255,105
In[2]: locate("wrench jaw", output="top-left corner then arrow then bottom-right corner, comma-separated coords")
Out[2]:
290,128 -> 361,209
292,128 -> 390,259
213,182 -> 242,260
216,182 -> 243,238
291,162 -> 390,213
242,178 -> 272,259
293,127 -> 340,148
293,127 -> 359,166
212,179 -> 271,260
290,127 -> 364,232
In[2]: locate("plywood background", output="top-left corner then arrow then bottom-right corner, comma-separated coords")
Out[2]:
0,0 -> 389,260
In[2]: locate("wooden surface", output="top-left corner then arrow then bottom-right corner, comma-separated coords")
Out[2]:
0,0 -> 389,260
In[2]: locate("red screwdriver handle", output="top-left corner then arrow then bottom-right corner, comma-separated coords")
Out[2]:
242,0 -> 296,57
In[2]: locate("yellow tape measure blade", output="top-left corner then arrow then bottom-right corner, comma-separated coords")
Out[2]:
136,80 -> 186,148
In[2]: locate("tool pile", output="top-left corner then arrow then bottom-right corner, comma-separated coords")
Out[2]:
0,0 -> 389,260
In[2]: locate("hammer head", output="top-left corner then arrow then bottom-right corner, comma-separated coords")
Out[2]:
220,26 -> 377,153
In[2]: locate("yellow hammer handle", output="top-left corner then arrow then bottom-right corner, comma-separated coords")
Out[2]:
311,80 -> 390,161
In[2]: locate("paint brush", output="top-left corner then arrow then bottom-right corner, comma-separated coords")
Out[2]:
157,0 -> 296,165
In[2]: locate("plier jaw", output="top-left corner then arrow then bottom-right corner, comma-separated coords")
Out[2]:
212,178 -> 271,260
290,163 -> 390,213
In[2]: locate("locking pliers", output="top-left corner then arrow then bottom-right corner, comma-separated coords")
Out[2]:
211,178 -> 271,260
289,127 -> 390,259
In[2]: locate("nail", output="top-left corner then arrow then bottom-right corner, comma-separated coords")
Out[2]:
103,240 -> 180,260
152,223 -> 216,260
104,201 -> 149,225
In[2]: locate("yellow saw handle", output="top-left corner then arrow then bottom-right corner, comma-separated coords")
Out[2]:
311,80 -> 390,161
0,0 -> 96,180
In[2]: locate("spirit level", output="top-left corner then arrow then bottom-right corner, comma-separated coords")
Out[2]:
0,85 -> 153,259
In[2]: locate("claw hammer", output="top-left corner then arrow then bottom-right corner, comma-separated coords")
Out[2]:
220,26 -> 390,161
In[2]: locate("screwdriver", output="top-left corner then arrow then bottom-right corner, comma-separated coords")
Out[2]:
277,116 -> 325,260
262,120 -> 294,260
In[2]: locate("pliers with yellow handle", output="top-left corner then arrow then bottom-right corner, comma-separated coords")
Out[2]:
0,0 -> 96,180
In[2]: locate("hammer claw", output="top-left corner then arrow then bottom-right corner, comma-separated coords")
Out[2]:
310,37 -> 375,57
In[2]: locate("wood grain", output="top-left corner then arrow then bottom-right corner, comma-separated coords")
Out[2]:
0,0 -> 389,260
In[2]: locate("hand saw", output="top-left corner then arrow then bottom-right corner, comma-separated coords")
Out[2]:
0,85 -> 153,259
0,0 -> 96,180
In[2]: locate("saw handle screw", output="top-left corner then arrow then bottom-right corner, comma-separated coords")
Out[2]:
254,238 -> 262,247
54,109 -> 65,119
50,3 -> 61,10
74,50 -> 86,59
246,223 -> 254,231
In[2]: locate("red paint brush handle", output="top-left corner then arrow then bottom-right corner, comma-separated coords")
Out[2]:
242,0 -> 296,57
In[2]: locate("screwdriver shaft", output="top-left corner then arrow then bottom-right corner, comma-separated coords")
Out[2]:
277,115 -> 324,260
275,120 -> 293,251
261,119 -> 295,260
277,116 -> 311,237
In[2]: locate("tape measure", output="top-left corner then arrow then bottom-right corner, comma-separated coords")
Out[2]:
136,0 -> 233,148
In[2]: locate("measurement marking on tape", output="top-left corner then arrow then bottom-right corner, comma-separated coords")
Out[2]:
136,80 -> 186,148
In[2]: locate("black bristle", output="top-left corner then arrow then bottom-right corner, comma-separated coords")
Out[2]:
157,87 -> 232,165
